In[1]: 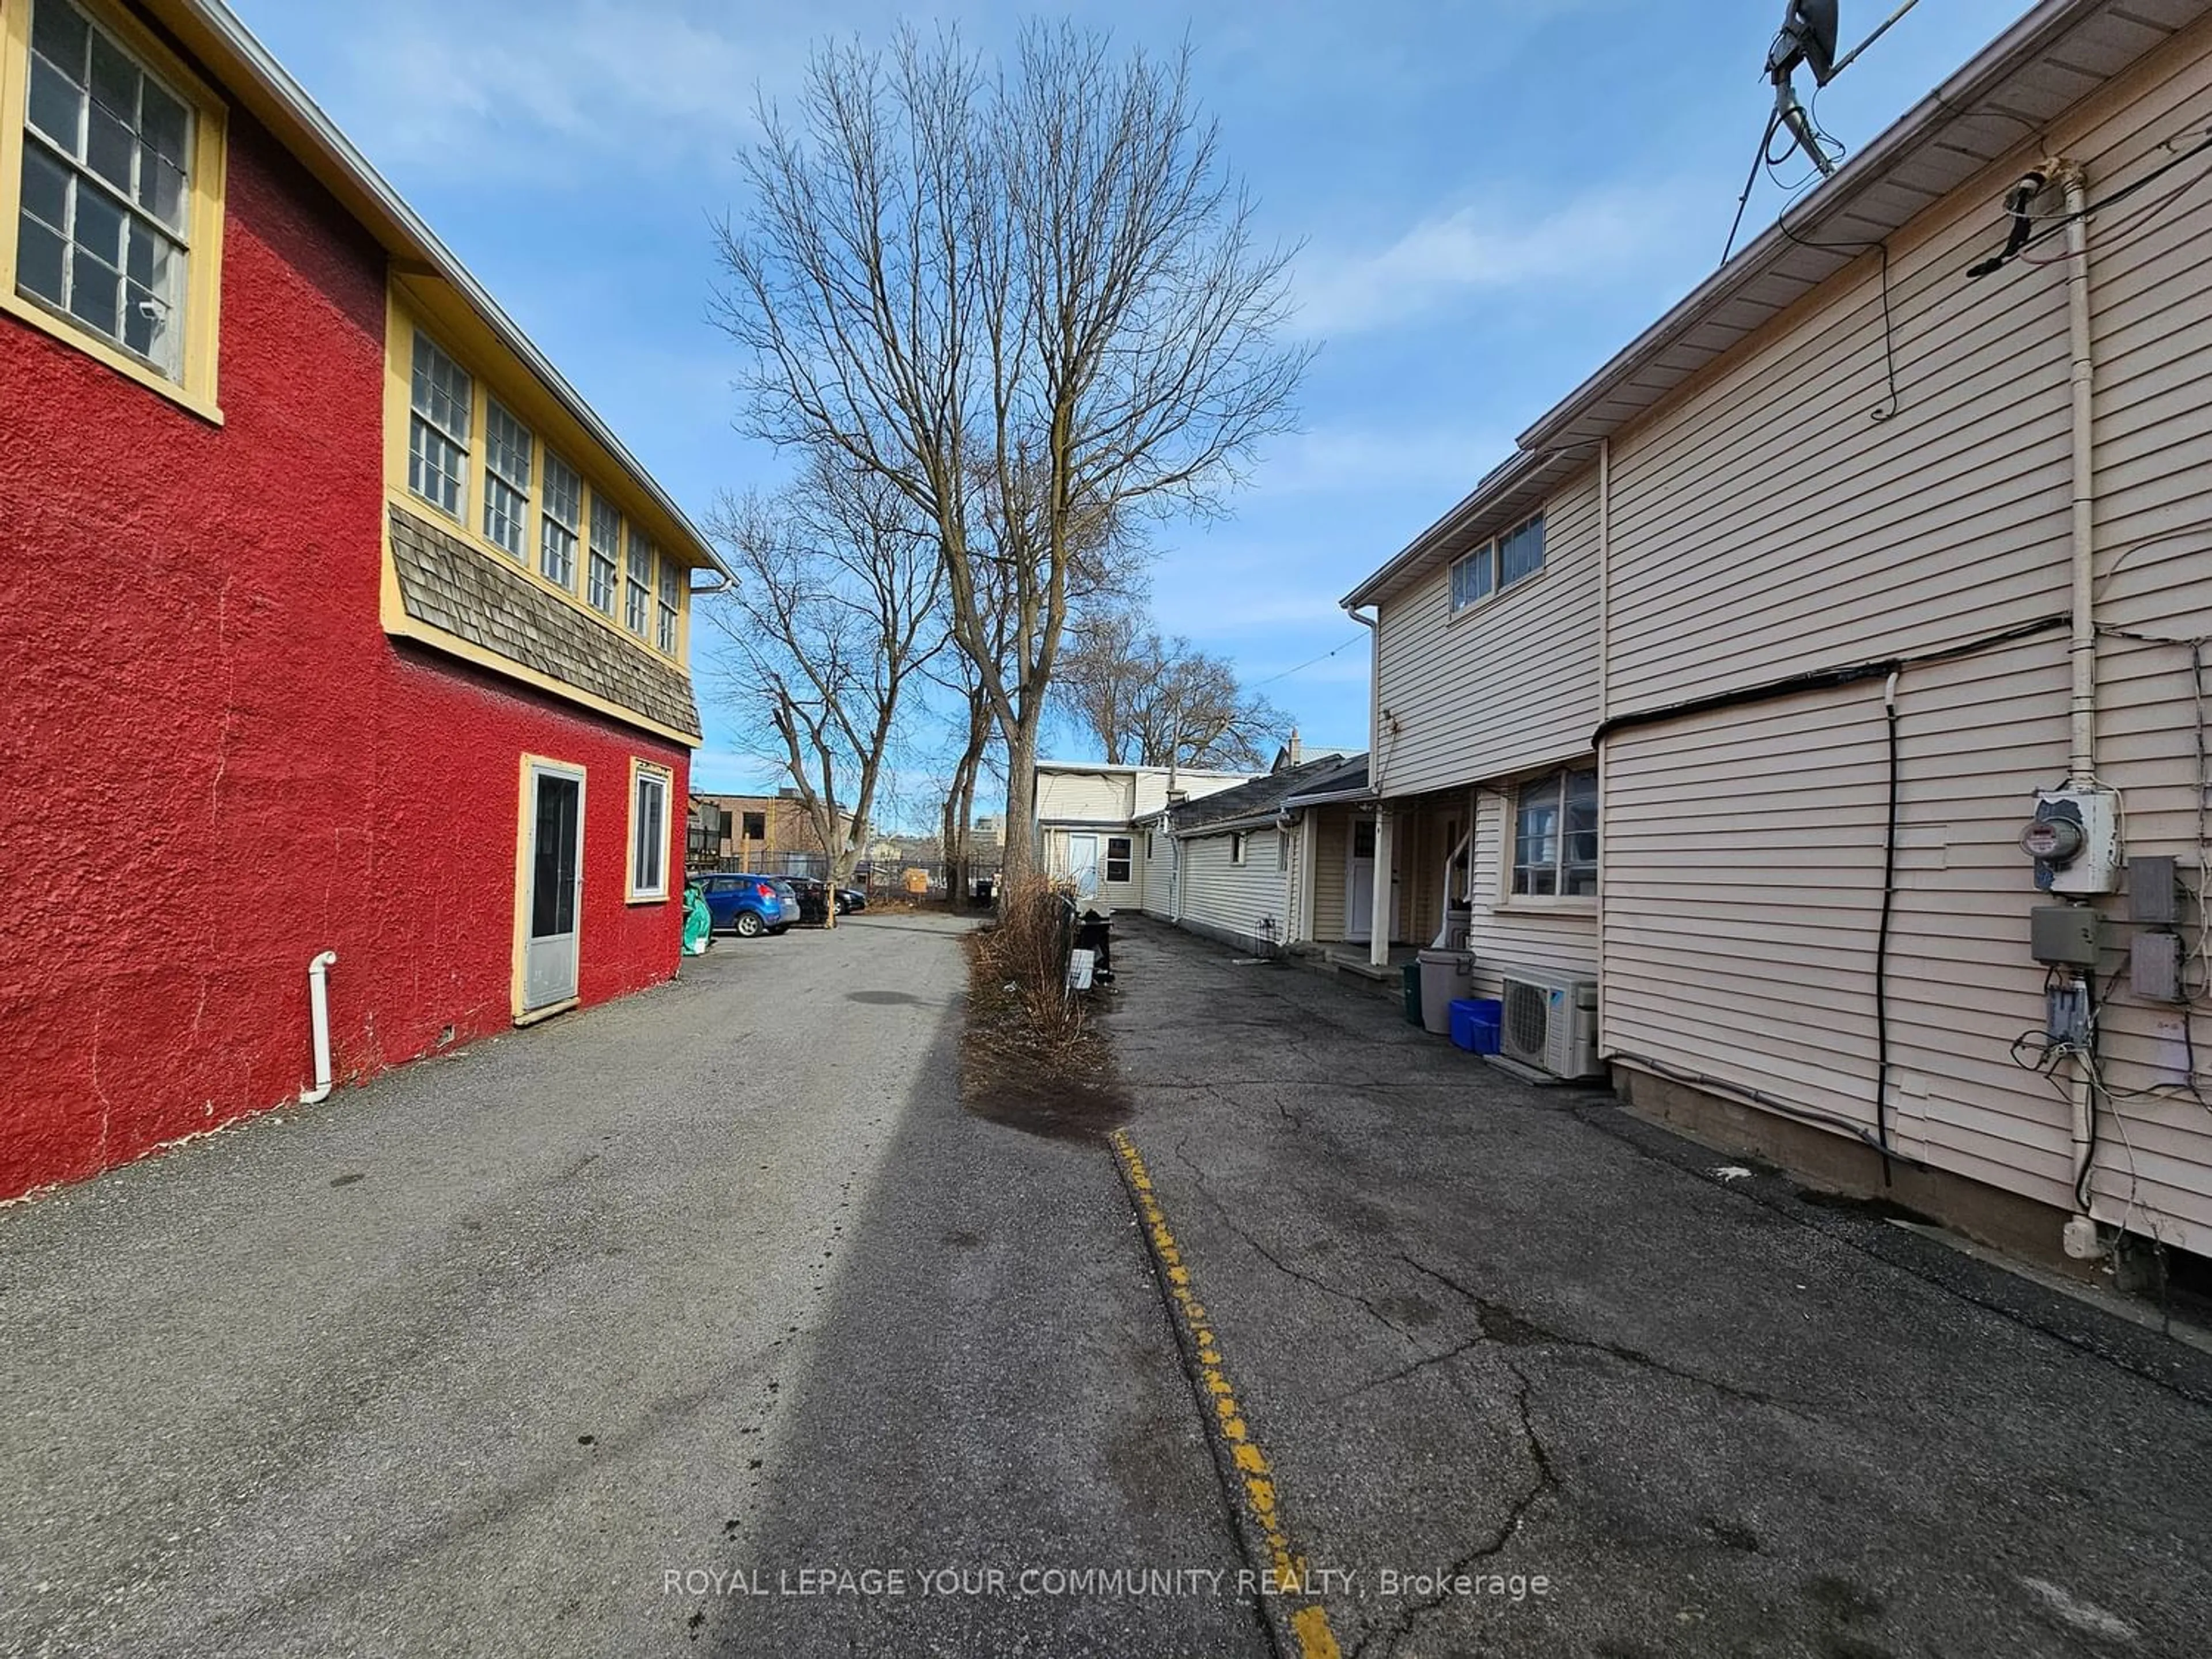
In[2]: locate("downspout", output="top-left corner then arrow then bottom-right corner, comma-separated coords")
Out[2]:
299,950 -> 339,1105
1347,604 -> 1378,765
2056,157 -> 2100,1242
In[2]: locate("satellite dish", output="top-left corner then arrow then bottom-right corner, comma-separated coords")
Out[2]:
1766,0 -> 1842,176
1767,0 -> 1840,86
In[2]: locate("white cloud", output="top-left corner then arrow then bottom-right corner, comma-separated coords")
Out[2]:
1260,422 -> 1513,498
1293,181 -> 1693,337
308,0 -> 800,177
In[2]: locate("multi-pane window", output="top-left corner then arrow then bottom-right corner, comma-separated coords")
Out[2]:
540,452 -> 580,589
630,766 -> 670,900
1105,836 -> 1132,884
482,398 -> 533,559
17,0 -> 194,379
1448,511 -> 1546,615
587,497 -> 620,614
1511,765 -> 1598,898
407,331 -> 471,518
656,559 -> 681,653
625,536 -> 653,637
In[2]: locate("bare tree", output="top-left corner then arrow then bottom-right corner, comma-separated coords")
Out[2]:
1058,601 -> 1290,771
702,454 -> 946,927
712,24 -> 1307,885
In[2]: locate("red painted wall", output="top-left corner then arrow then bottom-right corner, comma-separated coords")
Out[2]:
0,104 -> 686,1199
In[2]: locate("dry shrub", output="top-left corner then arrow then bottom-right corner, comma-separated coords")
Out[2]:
969,876 -> 1086,1046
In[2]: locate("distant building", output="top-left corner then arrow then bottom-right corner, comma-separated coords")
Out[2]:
690,790 -> 855,873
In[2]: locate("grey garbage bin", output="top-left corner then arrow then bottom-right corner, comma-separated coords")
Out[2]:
1417,949 -> 1474,1036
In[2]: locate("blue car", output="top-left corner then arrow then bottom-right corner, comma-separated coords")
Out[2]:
689,873 -> 797,938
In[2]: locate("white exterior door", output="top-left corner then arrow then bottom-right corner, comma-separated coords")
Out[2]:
1344,819 -> 1399,943
1067,833 -> 1101,899
524,762 -> 585,1010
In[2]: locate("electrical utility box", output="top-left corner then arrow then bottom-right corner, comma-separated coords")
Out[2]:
2018,788 -> 2122,895
2031,904 -> 2102,967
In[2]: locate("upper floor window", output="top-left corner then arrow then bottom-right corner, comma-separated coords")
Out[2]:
482,397 -> 532,559
540,452 -> 579,589
408,331 -> 471,518
625,536 -> 653,637
14,0 -> 196,382
587,496 -> 621,615
656,559 -> 681,653
1449,511 -> 1546,615
1512,764 -> 1597,899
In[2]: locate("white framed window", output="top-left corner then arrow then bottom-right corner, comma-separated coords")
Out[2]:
628,762 -> 671,901
540,451 -> 580,589
656,557 -> 681,653
1146,832 -> 1157,860
482,397 -> 533,559
1510,764 -> 1597,899
1105,836 -> 1131,884
587,495 -> 620,614
17,0 -> 195,380
625,535 -> 653,636
407,329 -> 471,518
1230,831 -> 1247,866
1277,832 -> 1290,872
1448,511 -> 1546,615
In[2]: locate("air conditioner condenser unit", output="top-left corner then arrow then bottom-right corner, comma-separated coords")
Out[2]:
1498,968 -> 1603,1081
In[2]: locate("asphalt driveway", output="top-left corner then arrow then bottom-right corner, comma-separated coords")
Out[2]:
1103,915 -> 2212,1659
0,915 -> 1256,1659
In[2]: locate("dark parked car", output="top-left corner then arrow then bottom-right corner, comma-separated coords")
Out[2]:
782,876 -> 868,923
689,873 -> 797,937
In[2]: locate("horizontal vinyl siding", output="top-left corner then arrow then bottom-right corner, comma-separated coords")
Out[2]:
1176,830 -> 1289,948
1372,470 -> 1602,796
1466,789 -> 1597,999
1141,828 -> 1175,920
1035,771 -> 1131,823
1601,632 -> 2212,1254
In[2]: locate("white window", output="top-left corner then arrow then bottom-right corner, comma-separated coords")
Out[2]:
1278,832 -> 1290,872
1230,831 -> 1247,866
17,0 -> 194,379
540,452 -> 580,589
656,558 -> 681,653
482,397 -> 533,559
630,764 -> 670,900
588,496 -> 620,614
1448,511 -> 1546,615
625,535 -> 653,636
408,331 -> 471,518
1511,764 -> 1597,898
1105,836 -> 1131,884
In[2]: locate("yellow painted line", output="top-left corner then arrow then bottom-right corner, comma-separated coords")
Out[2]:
1111,1129 -> 1342,1659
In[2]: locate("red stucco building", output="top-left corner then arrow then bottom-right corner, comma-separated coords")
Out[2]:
0,0 -> 724,1199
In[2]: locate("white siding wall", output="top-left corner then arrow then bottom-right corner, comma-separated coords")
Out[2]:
1035,770 -> 1133,823
1140,826 -> 1175,919
1596,22 -> 2212,1254
1176,829 -> 1292,949
1465,788 -> 1600,999
1371,468 -> 1603,797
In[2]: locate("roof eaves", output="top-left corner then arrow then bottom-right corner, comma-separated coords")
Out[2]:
173,0 -> 729,580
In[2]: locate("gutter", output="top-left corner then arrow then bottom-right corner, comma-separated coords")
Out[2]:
172,1 -> 730,580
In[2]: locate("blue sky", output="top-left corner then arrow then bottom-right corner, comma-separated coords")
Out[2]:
232,0 -> 2031,803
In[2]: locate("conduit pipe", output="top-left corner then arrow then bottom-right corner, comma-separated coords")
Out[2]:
300,950 -> 339,1105
2057,157 -> 2099,1241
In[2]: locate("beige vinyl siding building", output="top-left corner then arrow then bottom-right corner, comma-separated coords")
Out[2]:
1033,761 -> 1256,910
1342,0 -> 2212,1262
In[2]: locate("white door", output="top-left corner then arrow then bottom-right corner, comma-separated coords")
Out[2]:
523,762 -> 585,1010
1067,834 -> 1101,899
1344,819 -> 1400,943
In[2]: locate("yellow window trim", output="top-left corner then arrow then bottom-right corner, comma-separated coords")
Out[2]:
382,284 -> 698,666
626,757 -> 675,904
0,0 -> 227,422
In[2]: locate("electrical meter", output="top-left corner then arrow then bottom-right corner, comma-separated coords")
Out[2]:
2019,789 -> 2120,895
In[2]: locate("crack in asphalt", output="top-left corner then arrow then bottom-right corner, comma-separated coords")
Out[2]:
1398,1251 -> 1809,1419
1353,1357 -> 1563,1659
1166,1137 -> 1415,1338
